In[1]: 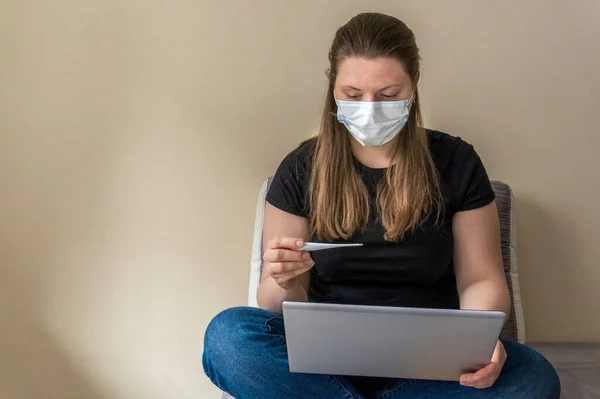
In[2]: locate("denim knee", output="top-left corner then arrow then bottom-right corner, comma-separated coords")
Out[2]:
530,349 -> 561,398
202,306 -> 274,384
203,307 -> 248,370
503,341 -> 561,399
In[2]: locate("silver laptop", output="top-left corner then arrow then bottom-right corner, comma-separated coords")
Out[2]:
282,301 -> 505,381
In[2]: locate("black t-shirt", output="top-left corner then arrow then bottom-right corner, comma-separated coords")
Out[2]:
265,130 -> 495,309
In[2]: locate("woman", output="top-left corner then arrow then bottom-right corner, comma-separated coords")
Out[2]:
203,13 -> 560,399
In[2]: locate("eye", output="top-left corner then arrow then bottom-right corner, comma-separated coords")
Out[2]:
346,94 -> 362,99
380,93 -> 399,99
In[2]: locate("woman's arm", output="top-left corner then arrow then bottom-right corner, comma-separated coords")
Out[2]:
453,201 -> 511,388
256,203 -> 312,314
453,201 -> 511,316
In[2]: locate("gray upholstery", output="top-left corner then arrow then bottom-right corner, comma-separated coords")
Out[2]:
220,179 -> 524,398
491,180 -> 526,343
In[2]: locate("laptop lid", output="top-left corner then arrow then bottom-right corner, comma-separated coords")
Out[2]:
282,301 -> 505,381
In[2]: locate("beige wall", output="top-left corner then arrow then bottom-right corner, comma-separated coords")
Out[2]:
1,0 -> 598,397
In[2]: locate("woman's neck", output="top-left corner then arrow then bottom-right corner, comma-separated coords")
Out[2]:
350,136 -> 398,169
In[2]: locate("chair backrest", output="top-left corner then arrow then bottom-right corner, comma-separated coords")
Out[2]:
247,178 -> 526,342
490,181 -> 526,343
246,178 -> 273,308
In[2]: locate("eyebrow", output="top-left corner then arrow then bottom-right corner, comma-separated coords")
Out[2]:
340,84 -> 403,91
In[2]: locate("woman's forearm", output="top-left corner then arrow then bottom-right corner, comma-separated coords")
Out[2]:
459,279 -> 511,317
257,277 -> 308,314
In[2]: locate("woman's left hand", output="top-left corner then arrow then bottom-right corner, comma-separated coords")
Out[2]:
460,340 -> 507,389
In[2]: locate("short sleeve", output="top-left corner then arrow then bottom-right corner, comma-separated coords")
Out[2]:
265,143 -> 311,217
449,141 -> 496,212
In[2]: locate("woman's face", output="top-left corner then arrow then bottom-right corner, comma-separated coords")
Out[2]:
334,57 -> 415,102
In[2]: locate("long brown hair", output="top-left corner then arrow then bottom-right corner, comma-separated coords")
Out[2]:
309,12 -> 442,242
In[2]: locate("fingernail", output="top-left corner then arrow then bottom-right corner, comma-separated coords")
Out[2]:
296,240 -> 304,247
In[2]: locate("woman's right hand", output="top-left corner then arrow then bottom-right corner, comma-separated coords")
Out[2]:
263,237 -> 315,290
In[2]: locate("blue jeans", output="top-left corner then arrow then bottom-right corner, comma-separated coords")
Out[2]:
203,306 -> 561,399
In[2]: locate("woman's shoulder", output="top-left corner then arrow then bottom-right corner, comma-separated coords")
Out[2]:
426,129 -> 495,212
426,129 -> 479,173
265,138 -> 316,218
270,137 -> 317,189
278,137 -> 317,172
427,129 -> 469,151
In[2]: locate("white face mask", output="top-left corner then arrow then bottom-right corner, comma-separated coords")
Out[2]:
335,94 -> 413,147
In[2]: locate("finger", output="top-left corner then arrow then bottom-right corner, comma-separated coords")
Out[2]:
264,248 -> 310,263
276,278 -> 295,290
273,263 -> 314,282
469,363 -> 501,389
492,341 -> 507,364
459,373 -> 474,386
471,371 -> 500,389
268,259 -> 314,275
273,265 -> 313,289
460,362 -> 500,387
268,237 -> 304,250
472,378 -> 497,389
459,372 -> 479,387
461,373 -> 497,389
474,362 -> 502,380
270,259 -> 314,276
